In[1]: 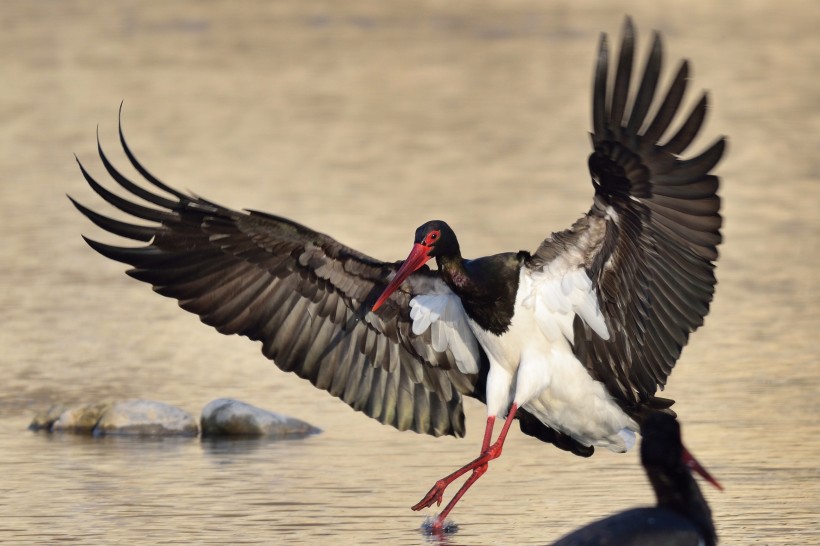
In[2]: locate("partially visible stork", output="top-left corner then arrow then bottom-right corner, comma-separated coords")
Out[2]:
551,412 -> 721,546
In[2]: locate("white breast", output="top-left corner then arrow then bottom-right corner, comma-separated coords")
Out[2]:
473,266 -> 637,452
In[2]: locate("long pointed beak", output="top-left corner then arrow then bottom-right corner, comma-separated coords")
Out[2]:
682,447 -> 723,491
372,243 -> 431,312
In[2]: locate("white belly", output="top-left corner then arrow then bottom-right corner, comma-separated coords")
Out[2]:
469,268 -> 637,453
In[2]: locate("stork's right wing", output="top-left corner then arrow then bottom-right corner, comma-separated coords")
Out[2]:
528,18 -> 725,409
71,118 -> 484,438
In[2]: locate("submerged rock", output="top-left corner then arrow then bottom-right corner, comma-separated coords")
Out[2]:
201,398 -> 321,439
28,404 -> 68,431
94,399 -> 198,437
51,402 -> 111,433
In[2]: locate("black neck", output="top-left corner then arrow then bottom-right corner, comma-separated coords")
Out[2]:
649,466 -> 717,546
436,252 -> 523,336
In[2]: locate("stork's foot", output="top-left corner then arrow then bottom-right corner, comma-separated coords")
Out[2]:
411,442 -> 504,511
412,405 -> 518,525
412,479 -> 448,511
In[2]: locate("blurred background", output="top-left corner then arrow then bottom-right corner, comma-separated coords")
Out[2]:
1,1 -> 817,544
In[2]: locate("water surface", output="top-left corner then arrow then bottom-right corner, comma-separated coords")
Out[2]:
1,1 -> 818,544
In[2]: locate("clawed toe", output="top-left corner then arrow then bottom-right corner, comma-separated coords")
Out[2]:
411,480 -> 447,510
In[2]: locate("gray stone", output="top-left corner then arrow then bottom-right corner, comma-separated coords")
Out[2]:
201,398 -> 321,439
52,402 -> 111,433
93,399 -> 198,437
29,404 -> 68,431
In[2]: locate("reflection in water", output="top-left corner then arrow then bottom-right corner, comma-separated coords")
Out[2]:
201,436 -> 303,457
1,2 -> 818,545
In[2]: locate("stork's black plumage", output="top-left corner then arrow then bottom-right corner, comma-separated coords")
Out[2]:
72,17 -> 724,529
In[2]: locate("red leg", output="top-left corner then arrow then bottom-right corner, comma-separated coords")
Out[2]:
411,415 -> 496,511
481,415 -> 496,452
413,404 -> 519,526
431,458 -> 489,527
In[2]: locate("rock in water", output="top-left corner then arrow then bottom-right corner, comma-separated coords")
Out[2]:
201,399 -> 321,439
51,402 -> 111,433
94,399 -> 198,437
29,404 -> 68,431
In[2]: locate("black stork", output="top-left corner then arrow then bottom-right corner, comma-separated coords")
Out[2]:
71,17 -> 724,530
551,412 -> 722,546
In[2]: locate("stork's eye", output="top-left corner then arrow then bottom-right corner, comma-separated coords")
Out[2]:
425,230 -> 440,245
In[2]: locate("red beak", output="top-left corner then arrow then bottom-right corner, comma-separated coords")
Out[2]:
372,243 -> 432,312
682,447 -> 723,491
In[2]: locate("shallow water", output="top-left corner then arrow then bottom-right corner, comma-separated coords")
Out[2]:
1,1 -> 818,544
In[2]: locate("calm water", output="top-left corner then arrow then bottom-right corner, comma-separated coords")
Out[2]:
1,1 -> 818,544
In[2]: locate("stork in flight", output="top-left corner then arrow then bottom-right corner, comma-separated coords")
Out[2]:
72,17 -> 724,530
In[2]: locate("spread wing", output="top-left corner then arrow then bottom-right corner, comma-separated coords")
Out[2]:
71,118 -> 485,438
528,17 -> 725,409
